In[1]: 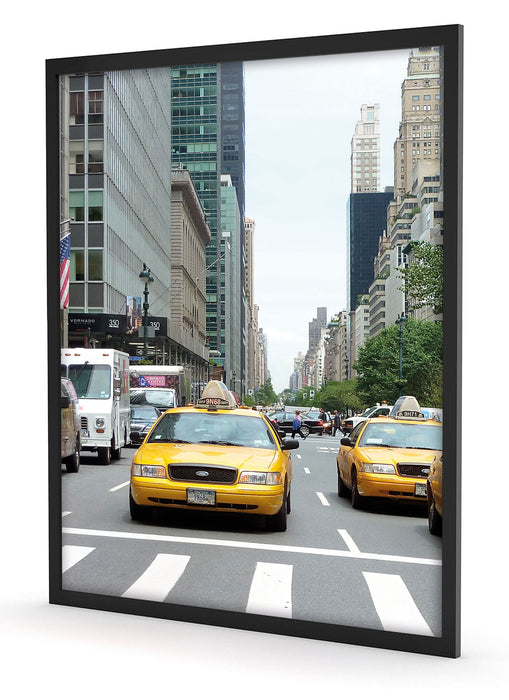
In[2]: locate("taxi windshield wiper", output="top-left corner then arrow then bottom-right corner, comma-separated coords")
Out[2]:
198,439 -> 244,446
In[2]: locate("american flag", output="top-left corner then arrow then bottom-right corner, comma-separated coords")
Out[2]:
60,233 -> 70,309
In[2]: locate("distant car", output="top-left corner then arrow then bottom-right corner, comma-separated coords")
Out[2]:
129,387 -> 177,412
267,411 -> 322,437
129,405 -> 161,445
305,410 -> 331,435
129,380 -> 299,531
341,403 -> 392,434
61,378 -> 80,472
336,396 -> 442,509
427,454 -> 443,535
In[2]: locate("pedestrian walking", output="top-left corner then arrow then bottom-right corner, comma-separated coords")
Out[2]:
292,410 -> 307,439
332,409 -> 342,436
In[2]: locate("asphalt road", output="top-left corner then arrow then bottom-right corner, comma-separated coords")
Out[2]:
61,434 -> 442,636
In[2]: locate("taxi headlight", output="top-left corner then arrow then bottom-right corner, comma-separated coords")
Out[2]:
132,463 -> 167,478
359,462 -> 396,474
239,471 -> 282,485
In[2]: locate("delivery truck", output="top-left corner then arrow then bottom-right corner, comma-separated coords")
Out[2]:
61,348 -> 130,464
129,365 -> 188,406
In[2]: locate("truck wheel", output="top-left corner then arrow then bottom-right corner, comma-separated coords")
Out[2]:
111,437 -> 122,461
98,446 -> 111,465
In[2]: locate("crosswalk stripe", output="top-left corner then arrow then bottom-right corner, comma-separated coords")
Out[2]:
246,562 -> 293,618
121,553 -> 191,602
363,571 -> 434,636
62,545 -> 95,573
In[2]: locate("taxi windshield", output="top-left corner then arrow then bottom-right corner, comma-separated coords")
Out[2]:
359,421 -> 442,450
147,412 -> 278,449
68,364 -> 111,399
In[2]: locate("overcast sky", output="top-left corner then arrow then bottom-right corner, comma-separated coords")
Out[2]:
244,48 -> 411,393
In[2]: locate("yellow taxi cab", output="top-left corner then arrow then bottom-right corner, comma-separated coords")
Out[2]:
129,380 -> 299,531
427,454 -> 442,535
336,396 -> 442,509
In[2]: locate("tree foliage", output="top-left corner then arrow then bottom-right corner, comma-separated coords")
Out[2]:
254,377 -> 278,406
354,319 -> 443,406
312,379 -> 363,414
398,241 -> 443,315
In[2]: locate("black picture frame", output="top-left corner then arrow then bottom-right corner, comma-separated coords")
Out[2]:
47,23 -> 462,658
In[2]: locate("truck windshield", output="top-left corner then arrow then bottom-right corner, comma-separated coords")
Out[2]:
69,364 -> 111,399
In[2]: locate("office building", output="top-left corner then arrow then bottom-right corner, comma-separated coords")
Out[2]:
351,104 -> 381,193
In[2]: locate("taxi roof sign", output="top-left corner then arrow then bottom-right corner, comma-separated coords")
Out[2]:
389,395 -> 426,421
195,380 -> 237,410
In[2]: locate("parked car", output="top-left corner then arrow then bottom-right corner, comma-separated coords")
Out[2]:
130,405 -> 161,446
267,410 -> 323,437
61,378 -> 80,472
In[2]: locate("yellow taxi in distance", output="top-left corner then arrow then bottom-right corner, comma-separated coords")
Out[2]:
427,455 -> 443,535
336,396 -> 442,509
129,380 -> 298,531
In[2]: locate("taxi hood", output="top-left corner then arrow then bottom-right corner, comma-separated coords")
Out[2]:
136,442 -> 279,471
357,445 -> 441,465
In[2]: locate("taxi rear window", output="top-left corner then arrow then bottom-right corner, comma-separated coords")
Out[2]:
148,412 -> 278,449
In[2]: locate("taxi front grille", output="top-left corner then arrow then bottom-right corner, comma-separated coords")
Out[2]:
168,464 -> 237,484
397,462 -> 430,478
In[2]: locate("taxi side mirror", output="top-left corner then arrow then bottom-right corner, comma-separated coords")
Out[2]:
340,437 -> 353,447
281,439 -> 299,450
61,395 -> 71,409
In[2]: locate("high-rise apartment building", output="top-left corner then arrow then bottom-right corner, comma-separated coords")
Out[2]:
346,190 -> 393,313
171,63 -> 246,378
309,307 -> 327,351
393,47 -> 441,200
351,104 -> 381,193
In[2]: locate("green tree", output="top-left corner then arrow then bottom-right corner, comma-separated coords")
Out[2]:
354,319 -> 443,406
313,379 -> 363,414
398,241 -> 443,315
255,377 -> 278,406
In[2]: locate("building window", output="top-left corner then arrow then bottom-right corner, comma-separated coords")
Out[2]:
69,191 -> 85,221
88,91 -> 104,124
88,250 -> 103,281
71,250 -> 85,281
88,190 -> 103,221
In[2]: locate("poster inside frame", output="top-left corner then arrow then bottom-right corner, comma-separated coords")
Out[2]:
47,24 -> 462,658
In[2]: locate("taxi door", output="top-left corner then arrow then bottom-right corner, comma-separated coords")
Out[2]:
339,421 -> 365,488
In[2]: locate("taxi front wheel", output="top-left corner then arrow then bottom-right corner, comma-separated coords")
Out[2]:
129,489 -> 152,522
266,490 -> 289,532
351,469 -> 364,509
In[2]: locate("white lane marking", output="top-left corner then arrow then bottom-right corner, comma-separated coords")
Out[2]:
337,529 -> 360,553
122,553 -> 190,602
316,492 -> 330,506
110,481 -> 130,492
304,467 -> 311,474
246,562 -> 292,618
62,545 -> 95,573
363,572 -> 434,636
63,527 -> 442,567
62,511 -> 72,518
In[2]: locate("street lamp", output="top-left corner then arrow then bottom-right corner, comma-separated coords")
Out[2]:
232,369 -> 237,395
396,313 -> 408,396
139,263 -> 154,358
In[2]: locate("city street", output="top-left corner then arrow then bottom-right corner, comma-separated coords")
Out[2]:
61,434 -> 442,637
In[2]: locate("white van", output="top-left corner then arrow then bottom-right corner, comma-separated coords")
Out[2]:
61,348 -> 130,464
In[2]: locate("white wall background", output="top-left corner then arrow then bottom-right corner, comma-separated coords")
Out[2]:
2,2 -> 505,695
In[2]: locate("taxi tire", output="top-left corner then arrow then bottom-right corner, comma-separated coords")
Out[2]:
129,489 -> 152,522
337,470 -> 348,498
428,496 -> 442,536
351,469 -> 364,509
266,490 -> 288,532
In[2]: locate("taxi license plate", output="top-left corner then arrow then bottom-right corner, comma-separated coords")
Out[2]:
187,488 -> 216,506
414,483 -> 427,497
